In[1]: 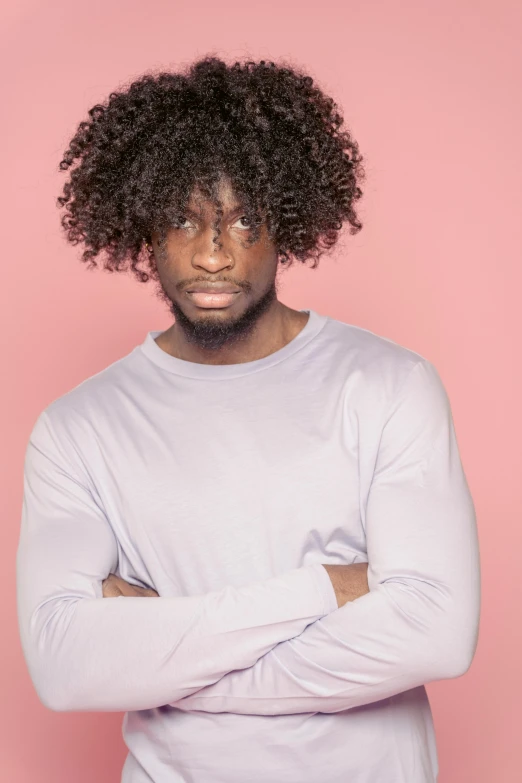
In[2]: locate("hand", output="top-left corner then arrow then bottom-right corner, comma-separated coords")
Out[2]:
322,562 -> 369,608
102,573 -> 159,598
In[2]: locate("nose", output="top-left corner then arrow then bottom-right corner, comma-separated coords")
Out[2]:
191,228 -> 233,273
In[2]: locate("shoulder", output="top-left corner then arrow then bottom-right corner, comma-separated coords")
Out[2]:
319,313 -> 430,394
30,345 -> 142,447
319,314 -> 452,454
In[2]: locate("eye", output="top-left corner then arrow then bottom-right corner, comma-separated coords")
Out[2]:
232,215 -> 253,230
173,216 -> 194,229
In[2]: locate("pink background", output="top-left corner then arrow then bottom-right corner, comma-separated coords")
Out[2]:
2,0 -> 521,780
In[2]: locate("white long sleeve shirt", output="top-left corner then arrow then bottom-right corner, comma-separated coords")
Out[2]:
16,308 -> 480,783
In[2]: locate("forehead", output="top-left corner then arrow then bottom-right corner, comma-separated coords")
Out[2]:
187,176 -> 243,215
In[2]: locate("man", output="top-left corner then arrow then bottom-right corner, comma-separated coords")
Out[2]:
16,56 -> 480,783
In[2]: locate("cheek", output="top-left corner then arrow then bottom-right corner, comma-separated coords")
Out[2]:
246,229 -> 278,260
157,244 -> 188,276
252,243 -> 279,274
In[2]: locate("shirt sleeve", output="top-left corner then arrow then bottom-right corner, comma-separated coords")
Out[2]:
16,409 -> 336,713
170,359 -> 481,715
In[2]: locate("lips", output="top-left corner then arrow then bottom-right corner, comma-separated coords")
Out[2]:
185,290 -> 241,309
185,284 -> 240,294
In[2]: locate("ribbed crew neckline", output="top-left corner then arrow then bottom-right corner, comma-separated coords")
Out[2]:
139,309 -> 328,379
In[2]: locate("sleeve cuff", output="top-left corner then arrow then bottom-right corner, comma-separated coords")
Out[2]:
306,563 -> 339,615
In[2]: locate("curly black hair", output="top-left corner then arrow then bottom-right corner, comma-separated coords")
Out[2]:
57,55 -> 365,282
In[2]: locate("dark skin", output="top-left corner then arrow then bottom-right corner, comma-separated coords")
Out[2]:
102,564 -> 369,608
103,174 -> 369,607
149,175 -> 309,364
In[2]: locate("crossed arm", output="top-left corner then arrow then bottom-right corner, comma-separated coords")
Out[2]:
166,364 -> 482,715
16,359 -> 481,715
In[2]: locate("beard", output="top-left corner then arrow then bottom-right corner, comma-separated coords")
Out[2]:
153,275 -> 281,353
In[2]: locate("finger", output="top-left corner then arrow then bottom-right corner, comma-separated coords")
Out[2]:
134,586 -> 159,597
102,584 -> 123,597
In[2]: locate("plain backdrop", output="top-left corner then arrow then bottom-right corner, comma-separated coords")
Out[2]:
1,0 -> 521,781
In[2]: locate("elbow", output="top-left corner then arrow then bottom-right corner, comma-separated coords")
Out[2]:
420,608 -> 480,681
432,640 -> 476,680
437,599 -> 480,680
35,682 -> 73,713
27,657 -> 81,712
393,583 -> 481,683
21,630 -> 84,712
21,598 -> 94,712
405,632 -> 477,684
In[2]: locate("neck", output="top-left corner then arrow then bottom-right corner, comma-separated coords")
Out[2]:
156,302 -> 308,366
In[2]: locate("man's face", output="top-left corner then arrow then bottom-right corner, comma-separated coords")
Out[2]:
151,176 -> 281,352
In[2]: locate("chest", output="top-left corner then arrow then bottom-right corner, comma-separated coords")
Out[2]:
89,381 -> 369,592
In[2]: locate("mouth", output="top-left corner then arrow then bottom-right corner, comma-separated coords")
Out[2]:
185,291 -> 241,309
